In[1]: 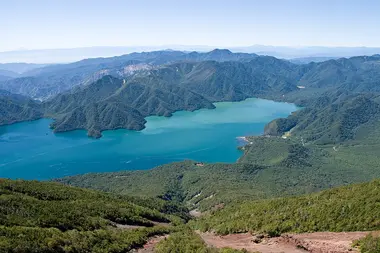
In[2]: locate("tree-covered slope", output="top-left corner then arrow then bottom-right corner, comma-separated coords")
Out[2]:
193,179 -> 380,235
0,49 -> 258,100
43,74 -> 214,137
40,56 -> 303,137
2,52 -> 380,137
0,90 -> 43,125
0,179 -> 187,252
265,91 -> 380,144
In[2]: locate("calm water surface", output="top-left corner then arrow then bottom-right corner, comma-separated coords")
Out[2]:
0,98 -> 297,180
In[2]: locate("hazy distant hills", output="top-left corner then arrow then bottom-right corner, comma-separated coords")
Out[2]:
1,45 -> 380,63
289,56 -> 339,64
0,69 -> 19,78
0,63 -> 49,74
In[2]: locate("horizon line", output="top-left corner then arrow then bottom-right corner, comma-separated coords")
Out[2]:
2,44 -> 380,53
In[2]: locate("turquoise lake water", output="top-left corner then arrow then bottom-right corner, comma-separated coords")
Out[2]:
0,98 -> 297,180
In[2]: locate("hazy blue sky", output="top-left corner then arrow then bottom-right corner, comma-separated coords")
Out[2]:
1,0 -> 380,52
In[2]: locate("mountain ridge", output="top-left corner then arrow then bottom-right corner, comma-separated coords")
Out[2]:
2,51 -> 380,138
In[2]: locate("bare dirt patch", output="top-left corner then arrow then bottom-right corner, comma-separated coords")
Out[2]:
282,232 -> 369,253
199,232 -> 307,253
114,221 -> 170,230
198,231 -> 371,253
135,235 -> 168,253
190,209 -> 203,217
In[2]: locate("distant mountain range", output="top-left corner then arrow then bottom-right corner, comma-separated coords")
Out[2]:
0,49 -> 258,100
0,63 -> 49,74
1,49 -> 380,139
1,45 -> 380,63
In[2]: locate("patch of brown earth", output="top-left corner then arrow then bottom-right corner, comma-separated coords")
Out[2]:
190,209 -> 203,217
281,232 -> 370,253
198,232 -> 307,253
198,231 -> 371,253
114,221 -> 170,230
135,235 -> 168,253
115,223 -> 146,229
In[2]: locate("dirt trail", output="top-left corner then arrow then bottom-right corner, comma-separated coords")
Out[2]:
115,221 -> 170,230
198,231 -> 370,253
135,235 -> 168,253
199,232 -> 307,253
283,232 -> 369,253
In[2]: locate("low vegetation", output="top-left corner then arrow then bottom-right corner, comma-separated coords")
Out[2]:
354,233 -> 380,253
192,179 -> 380,235
155,228 -> 247,253
0,179 -> 185,252
0,226 -> 171,253
58,123 -> 380,212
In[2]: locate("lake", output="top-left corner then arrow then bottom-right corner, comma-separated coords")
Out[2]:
0,98 -> 297,180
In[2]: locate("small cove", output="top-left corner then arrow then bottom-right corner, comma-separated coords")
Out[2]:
0,98 -> 297,180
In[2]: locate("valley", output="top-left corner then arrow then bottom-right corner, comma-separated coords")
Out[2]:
3,1 -> 380,252
0,98 -> 296,179
2,49 -> 380,252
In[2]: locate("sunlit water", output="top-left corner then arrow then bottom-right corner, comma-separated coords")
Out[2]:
0,98 -> 297,180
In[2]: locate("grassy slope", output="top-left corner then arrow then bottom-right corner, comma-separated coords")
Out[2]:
354,233 -> 380,253
58,118 -> 380,212
0,179 -> 186,252
192,179 -> 380,235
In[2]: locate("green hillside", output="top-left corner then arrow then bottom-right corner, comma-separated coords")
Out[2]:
2,52 -> 380,138
44,74 -> 215,138
0,90 -> 42,126
265,91 -> 380,144
56,83 -> 380,210
0,179 -> 187,252
155,228 -> 246,253
58,123 -> 380,212
192,179 -> 380,235
0,50 -> 258,100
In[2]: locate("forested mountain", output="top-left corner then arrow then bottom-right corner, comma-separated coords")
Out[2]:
265,91 -> 380,144
2,51 -> 380,138
0,90 -> 42,125
0,49 -> 258,100
44,75 -> 214,137
43,58 -> 301,137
